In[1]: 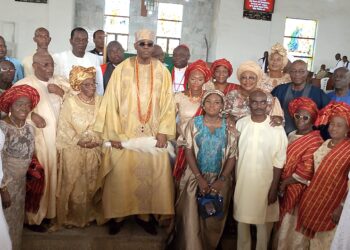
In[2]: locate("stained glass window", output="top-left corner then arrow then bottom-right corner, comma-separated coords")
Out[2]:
283,18 -> 317,70
156,3 -> 183,54
104,0 -> 130,50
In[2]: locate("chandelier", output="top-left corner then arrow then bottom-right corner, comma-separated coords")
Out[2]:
144,0 -> 159,15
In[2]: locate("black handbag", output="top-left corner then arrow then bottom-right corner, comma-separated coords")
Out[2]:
197,193 -> 224,219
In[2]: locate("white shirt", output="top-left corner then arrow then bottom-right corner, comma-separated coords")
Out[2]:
330,59 -> 345,73
53,51 -> 104,95
173,66 -> 187,93
258,57 -> 267,70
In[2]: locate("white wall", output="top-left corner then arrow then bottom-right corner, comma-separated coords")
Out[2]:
210,0 -> 350,82
0,0 -> 75,60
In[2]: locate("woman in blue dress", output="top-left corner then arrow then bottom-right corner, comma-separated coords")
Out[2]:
175,89 -> 237,250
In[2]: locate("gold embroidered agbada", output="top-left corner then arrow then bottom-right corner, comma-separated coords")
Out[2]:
14,75 -> 71,225
56,95 -> 102,227
94,57 -> 176,221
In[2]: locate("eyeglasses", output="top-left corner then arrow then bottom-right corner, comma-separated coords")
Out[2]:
294,113 -> 311,121
138,41 -> 154,48
0,68 -> 15,73
240,76 -> 257,81
290,70 -> 307,75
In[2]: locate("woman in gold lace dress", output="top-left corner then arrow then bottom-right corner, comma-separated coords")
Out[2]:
0,85 -> 40,250
55,66 -> 102,228
260,43 -> 291,93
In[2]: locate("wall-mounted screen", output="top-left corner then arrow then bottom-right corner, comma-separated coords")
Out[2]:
244,0 -> 275,13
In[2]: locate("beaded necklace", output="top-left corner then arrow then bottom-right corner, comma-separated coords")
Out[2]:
188,89 -> 204,103
135,58 -> 154,128
78,93 -> 95,105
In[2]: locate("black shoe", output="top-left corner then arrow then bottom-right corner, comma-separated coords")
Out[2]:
25,224 -> 47,233
109,220 -> 124,235
135,217 -> 157,235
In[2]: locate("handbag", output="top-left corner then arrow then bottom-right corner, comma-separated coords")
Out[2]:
197,193 -> 224,219
25,155 -> 45,213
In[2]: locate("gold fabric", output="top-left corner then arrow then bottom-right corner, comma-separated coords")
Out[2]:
310,228 -> 336,250
174,92 -> 201,146
269,43 -> 289,67
275,208 -> 310,250
69,66 -> 96,91
94,57 -> 176,221
135,29 -> 155,42
15,75 -> 71,225
56,95 -> 102,227
175,118 -> 237,250
260,73 -> 291,93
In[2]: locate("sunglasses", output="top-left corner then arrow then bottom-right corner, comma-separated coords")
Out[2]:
138,41 -> 154,48
294,113 -> 311,121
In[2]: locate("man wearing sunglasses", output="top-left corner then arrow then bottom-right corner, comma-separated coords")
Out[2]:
272,60 -> 330,134
94,29 -> 175,236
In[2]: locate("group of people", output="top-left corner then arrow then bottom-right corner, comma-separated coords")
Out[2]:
0,26 -> 349,250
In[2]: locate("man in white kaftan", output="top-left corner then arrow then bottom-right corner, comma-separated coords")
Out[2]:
234,90 -> 288,250
15,52 -> 70,226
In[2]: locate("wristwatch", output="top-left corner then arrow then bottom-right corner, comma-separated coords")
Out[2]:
218,175 -> 227,182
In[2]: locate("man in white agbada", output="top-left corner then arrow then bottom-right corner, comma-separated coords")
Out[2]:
0,128 -> 11,250
15,52 -> 71,228
234,90 -> 288,250
53,27 -> 104,95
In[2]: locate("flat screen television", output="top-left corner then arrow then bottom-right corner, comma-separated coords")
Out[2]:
244,0 -> 275,13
